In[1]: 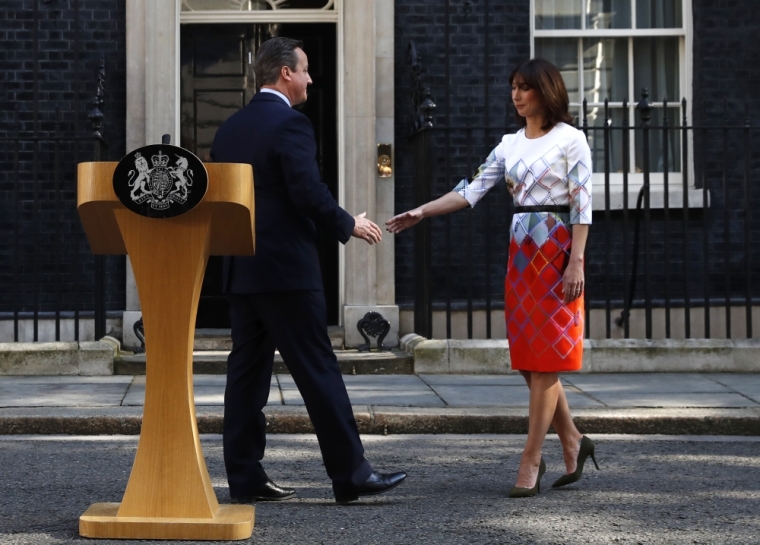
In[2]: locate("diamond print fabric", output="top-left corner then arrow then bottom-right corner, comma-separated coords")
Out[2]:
505,212 -> 584,371
452,122 -> 592,372
453,123 -> 592,226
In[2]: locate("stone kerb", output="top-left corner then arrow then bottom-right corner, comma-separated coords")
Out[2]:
0,341 -> 115,376
403,335 -> 760,374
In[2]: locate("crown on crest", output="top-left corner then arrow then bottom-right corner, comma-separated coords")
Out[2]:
151,151 -> 170,168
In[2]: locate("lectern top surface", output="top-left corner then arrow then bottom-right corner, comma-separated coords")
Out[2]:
77,162 -> 255,256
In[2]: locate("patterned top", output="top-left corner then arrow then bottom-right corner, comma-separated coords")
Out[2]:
453,122 -> 592,225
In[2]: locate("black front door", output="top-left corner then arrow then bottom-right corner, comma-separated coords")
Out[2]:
180,23 -> 339,328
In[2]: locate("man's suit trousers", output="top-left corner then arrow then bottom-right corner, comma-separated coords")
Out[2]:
223,290 -> 372,498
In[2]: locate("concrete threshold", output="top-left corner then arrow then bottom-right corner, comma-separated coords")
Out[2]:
1,405 -> 759,436
1,334 -> 759,376
403,334 -> 760,374
114,349 -> 413,375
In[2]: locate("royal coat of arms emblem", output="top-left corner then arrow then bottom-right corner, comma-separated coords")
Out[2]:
113,144 -> 208,219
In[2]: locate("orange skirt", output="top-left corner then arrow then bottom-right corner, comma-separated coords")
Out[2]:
505,212 -> 584,373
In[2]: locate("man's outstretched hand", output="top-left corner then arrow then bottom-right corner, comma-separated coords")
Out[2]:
352,212 -> 383,245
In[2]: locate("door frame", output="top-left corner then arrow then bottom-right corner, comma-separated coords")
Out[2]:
123,0 -> 400,349
180,1 -> 347,322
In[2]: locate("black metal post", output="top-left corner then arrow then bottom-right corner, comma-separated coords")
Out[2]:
722,102 -> 731,338
13,106 -> 20,342
622,100 -> 630,337
33,0 -> 40,341
681,99 -> 691,338
466,127 -> 473,340
444,2 -> 452,339
743,112 -> 753,338
483,0 -> 492,339
637,89 -> 652,339
74,0 -> 81,340
662,100 -> 670,338
603,99 -> 611,338
702,168 -> 710,338
582,98 -> 590,337
55,107 -> 62,341
89,56 -> 107,341
413,128 -> 433,339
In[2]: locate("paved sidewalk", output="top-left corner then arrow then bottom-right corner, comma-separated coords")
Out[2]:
1,373 -> 759,435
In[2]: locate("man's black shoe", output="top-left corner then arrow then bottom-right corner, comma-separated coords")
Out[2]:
335,471 -> 407,504
230,480 -> 296,503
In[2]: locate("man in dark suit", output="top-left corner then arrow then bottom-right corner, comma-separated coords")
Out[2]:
210,37 -> 406,505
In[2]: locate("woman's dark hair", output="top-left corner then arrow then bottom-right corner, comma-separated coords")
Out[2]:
254,37 -> 304,88
509,58 -> 574,130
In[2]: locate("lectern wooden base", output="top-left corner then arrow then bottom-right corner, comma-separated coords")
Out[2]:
80,503 -> 254,541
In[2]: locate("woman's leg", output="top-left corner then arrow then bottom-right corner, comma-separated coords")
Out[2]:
515,371 -> 560,488
552,382 -> 584,474
518,372 -> 583,480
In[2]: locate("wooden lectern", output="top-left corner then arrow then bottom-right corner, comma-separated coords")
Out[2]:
76,161 -> 255,540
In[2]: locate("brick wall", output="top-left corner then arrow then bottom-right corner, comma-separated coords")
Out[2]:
0,0 -> 127,316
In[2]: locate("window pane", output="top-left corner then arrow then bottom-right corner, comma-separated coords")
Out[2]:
535,0 -> 582,30
585,107 -> 626,174
583,38 -> 628,103
585,0 -> 632,29
635,107 -> 682,173
182,0 -> 272,10
633,37 -> 680,103
536,38 -> 580,103
636,0 -> 682,28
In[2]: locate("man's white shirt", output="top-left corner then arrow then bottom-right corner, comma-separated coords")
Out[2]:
260,88 -> 291,107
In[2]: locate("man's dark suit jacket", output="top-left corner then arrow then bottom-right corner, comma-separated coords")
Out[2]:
210,92 -> 355,293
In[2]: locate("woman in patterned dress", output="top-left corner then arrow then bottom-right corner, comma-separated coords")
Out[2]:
386,58 -> 598,497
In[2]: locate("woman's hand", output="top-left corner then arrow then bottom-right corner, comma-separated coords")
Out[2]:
385,208 -> 424,234
562,259 -> 585,304
386,192 -> 470,234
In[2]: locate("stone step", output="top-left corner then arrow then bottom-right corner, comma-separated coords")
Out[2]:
193,326 -> 345,351
114,349 -> 413,375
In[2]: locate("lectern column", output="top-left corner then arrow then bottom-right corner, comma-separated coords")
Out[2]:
79,206 -> 254,540
115,208 -> 216,518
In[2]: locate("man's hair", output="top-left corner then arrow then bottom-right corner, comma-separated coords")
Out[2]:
254,37 -> 304,88
509,58 -> 574,130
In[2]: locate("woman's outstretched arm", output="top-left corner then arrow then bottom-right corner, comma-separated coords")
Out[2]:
385,191 -> 470,234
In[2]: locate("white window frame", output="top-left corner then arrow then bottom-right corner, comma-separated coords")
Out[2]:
530,0 -> 700,209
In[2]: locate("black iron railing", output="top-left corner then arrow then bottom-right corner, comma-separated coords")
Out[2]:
409,90 -> 759,340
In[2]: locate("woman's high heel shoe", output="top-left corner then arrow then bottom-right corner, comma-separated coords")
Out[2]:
509,458 -> 546,498
551,435 -> 600,489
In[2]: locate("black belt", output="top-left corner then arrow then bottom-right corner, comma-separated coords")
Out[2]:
514,205 -> 570,213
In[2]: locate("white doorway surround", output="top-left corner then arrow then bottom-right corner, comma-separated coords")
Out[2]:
123,0 -> 398,349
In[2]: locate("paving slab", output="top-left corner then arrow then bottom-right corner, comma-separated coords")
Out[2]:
0,381 -> 130,408
0,376 -> 132,384
428,384 -> 605,408
589,392 -> 758,408
281,388 -> 445,407
563,373 -> 733,393
121,381 -> 280,407
707,374 -> 760,402
419,374 -> 527,386
192,374 -> 228,386
277,374 -> 426,390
